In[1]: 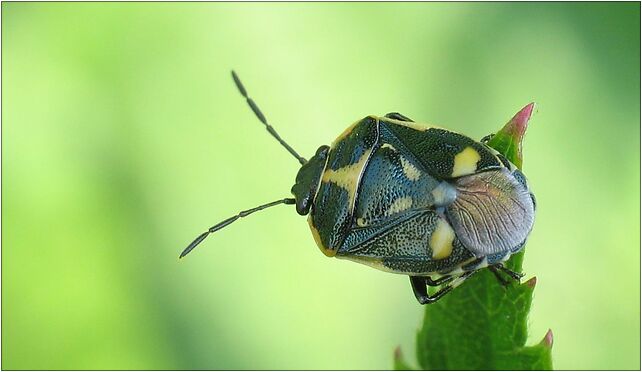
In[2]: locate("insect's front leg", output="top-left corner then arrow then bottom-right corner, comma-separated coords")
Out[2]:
480,133 -> 494,144
384,112 -> 414,122
425,274 -> 454,287
409,271 -> 476,305
409,276 -> 453,304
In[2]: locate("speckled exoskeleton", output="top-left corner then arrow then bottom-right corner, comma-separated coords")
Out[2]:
181,71 -> 536,305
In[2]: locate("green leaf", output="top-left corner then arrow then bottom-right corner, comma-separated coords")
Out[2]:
486,102 -> 535,170
395,103 -> 553,370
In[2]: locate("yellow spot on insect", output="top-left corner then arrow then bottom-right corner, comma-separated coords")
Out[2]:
308,217 -> 336,257
337,255 -> 391,273
451,146 -> 481,177
399,156 -> 421,181
385,196 -> 413,217
332,120 -> 359,147
356,217 -> 368,227
451,274 -> 470,288
321,149 -> 373,210
430,218 -> 455,259
381,143 -> 397,151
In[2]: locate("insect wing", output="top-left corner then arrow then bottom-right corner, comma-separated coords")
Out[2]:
444,168 -> 535,256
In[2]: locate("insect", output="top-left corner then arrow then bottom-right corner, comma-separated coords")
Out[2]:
180,71 -> 536,304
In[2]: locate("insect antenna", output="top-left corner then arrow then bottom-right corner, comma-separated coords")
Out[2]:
179,198 -> 296,259
231,70 -> 307,165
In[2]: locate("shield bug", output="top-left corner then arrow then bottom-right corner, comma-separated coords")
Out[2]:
180,71 -> 536,304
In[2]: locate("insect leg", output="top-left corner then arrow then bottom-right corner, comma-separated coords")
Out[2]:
447,270 -> 476,289
384,112 -> 414,122
424,275 -> 454,287
410,276 -> 451,304
488,266 -> 511,287
488,263 -> 523,286
494,263 -> 524,281
409,271 -> 476,305
480,133 -> 495,144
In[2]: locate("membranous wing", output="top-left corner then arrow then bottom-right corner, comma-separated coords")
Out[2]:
445,168 -> 535,256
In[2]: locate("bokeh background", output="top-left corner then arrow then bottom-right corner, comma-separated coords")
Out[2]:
3,3 -> 640,370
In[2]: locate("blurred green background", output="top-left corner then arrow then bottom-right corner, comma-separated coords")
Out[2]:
2,3 -> 640,370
